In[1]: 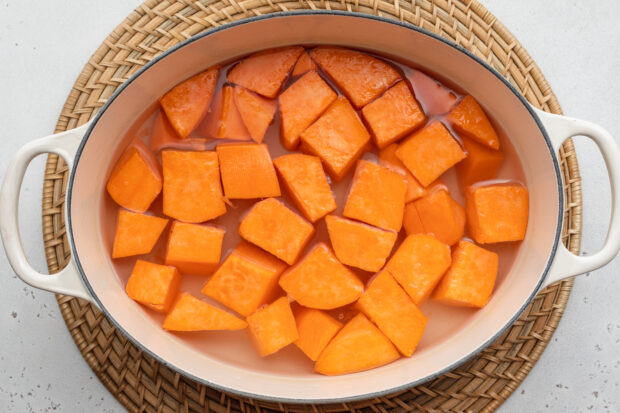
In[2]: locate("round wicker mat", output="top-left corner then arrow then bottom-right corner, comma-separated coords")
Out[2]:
41,1 -> 581,412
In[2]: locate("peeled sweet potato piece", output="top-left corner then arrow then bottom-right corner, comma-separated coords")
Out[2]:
402,202 -> 425,235
162,150 -> 226,222
227,46 -> 304,98
239,198 -> 315,265
466,184 -> 529,243
362,81 -> 425,148
216,143 -> 281,199
395,121 -> 466,187
125,260 -> 180,313
165,222 -> 225,275
300,96 -> 370,181
202,85 -> 251,141
273,154 -> 336,222
107,140 -> 162,212
314,313 -> 399,375
357,271 -> 427,356
279,71 -> 337,150
325,215 -> 397,272
163,293 -> 247,331
293,305 -> 342,361
456,137 -> 504,189
343,160 -> 407,232
310,47 -> 400,108
446,95 -> 500,149
292,51 -> 317,77
246,297 -> 299,357
379,143 -> 427,202
384,234 -> 451,305
233,86 -> 277,143
159,66 -> 219,138
279,243 -> 363,310
433,240 -> 498,308
112,209 -> 168,258
410,189 -> 465,245
150,111 -> 209,153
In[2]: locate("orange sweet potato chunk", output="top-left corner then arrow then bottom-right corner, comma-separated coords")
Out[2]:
314,313 -> 399,375
466,184 -> 529,243
159,66 -> 219,138
456,137 -> 504,189
411,189 -> 465,245
165,222 -> 225,275
300,96 -> 370,181
395,121 -> 467,187
216,143 -> 281,199
357,271 -> 427,356
112,210 -> 168,258
233,86 -> 277,143
292,51 -> 317,77
384,234 -> 451,305
239,198 -> 315,265
343,160 -> 407,231
227,46 -> 304,98
163,293 -> 247,331
378,143 -> 427,202
293,305 -> 342,361
202,85 -> 251,141
125,260 -> 181,313
279,243 -> 363,309
402,202 -> 425,235
107,141 -> 162,212
446,95 -> 500,149
201,242 -> 286,316
433,240 -> 498,308
150,111 -> 208,153
246,297 -> 299,357
362,81 -> 426,148
273,154 -> 336,222
162,150 -> 226,222
310,47 -> 401,108
325,215 -> 397,272
279,71 -> 337,150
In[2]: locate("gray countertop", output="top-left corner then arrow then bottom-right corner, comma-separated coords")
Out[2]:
1,1 -> 618,411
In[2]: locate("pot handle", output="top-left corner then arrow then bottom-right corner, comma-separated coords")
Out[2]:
0,122 -> 95,304
534,108 -> 620,288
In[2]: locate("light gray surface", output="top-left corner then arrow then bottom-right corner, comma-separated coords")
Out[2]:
0,0 -> 618,411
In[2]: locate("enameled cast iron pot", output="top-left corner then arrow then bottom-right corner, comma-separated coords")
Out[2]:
2,12 -> 620,404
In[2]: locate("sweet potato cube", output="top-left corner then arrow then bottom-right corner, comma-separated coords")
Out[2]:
402,203 -> 425,235
325,215 -> 397,272
165,222 -> 225,275
446,95 -> 500,149
163,293 -> 247,331
379,143 -> 427,202
310,47 -> 401,108
216,143 -> 280,199
279,71 -> 337,150
112,210 -> 168,258
456,137 -> 504,189
343,160 -> 407,231
384,234 -> 451,305
159,66 -> 219,138
107,141 -> 162,212
227,46 -> 304,98
233,86 -> 277,143
125,260 -> 180,313
246,297 -> 299,357
357,271 -> 427,356
279,243 -> 363,309
201,242 -> 286,316
433,240 -> 498,308
300,96 -> 370,181
202,85 -> 251,141
292,51 -> 317,77
395,121 -> 466,187
150,111 -> 208,153
273,154 -> 336,222
238,198 -> 314,265
293,305 -> 342,361
466,184 -> 529,243
314,313 -> 399,375
162,150 -> 226,222
411,189 -> 465,245
362,81 -> 426,148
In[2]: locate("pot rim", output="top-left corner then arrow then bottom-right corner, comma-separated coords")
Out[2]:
65,10 -> 564,404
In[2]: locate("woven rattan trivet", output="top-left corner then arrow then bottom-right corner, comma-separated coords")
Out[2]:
41,1 -> 581,412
